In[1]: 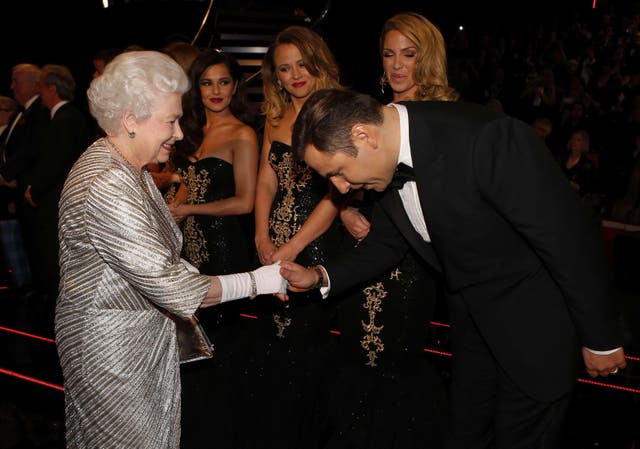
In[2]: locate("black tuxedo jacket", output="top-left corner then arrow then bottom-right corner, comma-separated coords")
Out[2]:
27,102 -> 91,288
28,102 -> 91,207
326,100 -> 623,401
0,97 -> 50,189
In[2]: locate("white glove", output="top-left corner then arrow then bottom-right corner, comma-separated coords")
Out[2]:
252,261 -> 289,296
218,261 -> 288,303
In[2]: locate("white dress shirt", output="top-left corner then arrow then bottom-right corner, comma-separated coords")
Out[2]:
389,103 -> 431,242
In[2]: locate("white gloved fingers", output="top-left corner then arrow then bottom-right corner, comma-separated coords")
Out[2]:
252,261 -> 289,295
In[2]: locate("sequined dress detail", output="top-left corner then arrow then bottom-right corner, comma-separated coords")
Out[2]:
243,140 -> 339,448
176,156 -> 255,449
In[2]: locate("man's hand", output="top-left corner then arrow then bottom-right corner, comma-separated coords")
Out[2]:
582,347 -> 627,377
279,261 -> 319,292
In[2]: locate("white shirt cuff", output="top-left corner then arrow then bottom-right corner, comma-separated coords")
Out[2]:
584,347 -> 622,355
318,265 -> 330,299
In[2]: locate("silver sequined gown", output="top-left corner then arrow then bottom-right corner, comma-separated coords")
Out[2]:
55,139 -> 211,449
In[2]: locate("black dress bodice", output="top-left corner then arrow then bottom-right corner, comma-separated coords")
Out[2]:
268,140 -> 340,266
180,156 -> 252,274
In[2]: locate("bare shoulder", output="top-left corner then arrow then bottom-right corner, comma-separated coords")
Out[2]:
266,109 -> 295,145
234,121 -> 258,142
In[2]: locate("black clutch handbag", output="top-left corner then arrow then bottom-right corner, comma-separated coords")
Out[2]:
175,314 -> 215,364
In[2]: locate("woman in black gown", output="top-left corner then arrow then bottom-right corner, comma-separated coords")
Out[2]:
327,12 -> 458,448
249,26 -> 344,449
167,49 -> 260,449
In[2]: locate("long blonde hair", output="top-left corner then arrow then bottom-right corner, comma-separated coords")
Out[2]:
261,26 -> 342,125
380,12 -> 459,102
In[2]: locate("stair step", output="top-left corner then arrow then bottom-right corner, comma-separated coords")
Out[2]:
211,7 -> 316,114
221,45 -> 269,54
234,58 -> 264,67
219,33 -> 275,42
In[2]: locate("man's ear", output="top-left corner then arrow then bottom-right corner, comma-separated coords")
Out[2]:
351,123 -> 377,149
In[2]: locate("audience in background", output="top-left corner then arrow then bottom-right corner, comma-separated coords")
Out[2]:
91,47 -> 122,79
26,64 -> 92,337
0,64 -> 50,297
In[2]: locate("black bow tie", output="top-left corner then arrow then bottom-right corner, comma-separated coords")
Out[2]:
388,163 -> 416,190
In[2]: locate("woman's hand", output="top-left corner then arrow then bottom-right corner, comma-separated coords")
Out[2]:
168,203 -> 190,223
271,243 -> 300,263
340,206 -> 371,241
255,235 -> 277,265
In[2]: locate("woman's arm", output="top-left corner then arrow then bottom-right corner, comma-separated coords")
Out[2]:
200,261 -> 289,307
170,128 -> 259,219
339,189 -> 371,241
254,124 -> 279,264
271,189 -> 339,262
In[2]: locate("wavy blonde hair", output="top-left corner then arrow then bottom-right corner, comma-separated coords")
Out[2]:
380,12 -> 459,102
261,26 -> 342,125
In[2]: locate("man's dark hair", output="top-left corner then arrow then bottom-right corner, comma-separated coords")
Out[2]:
292,89 -> 384,160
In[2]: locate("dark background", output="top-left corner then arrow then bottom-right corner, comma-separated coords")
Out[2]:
1,0 -> 638,105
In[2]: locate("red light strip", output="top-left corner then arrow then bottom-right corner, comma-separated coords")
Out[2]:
1,321 -> 639,364
422,349 -> 640,395
0,354 -> 638,395
0,326 -> 56,343
429,321 -> 451,328
0,367 -> 64,391
577,378 -> 640,394
424,347 -> 453,357
0,323 -> 639,364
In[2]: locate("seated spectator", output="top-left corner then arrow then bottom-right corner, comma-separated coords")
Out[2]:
531,116 -> 557,155
558,129 -> 599,193
558,129 -> 603,216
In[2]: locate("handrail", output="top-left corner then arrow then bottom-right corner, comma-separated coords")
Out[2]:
311,0 -> 332,30
191,0 -> 215,46
242,0 -> 333,85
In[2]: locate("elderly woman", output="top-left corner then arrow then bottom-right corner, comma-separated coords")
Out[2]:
55,50 -> 286,449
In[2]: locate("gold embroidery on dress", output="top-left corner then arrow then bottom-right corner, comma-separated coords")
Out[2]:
360,281 -> 387,367
268,152 -> 312,247
164,184 -> 177,204
360,266 -> 403,367
181,165 -> 211,268
273,312 -> 293,338
268,151 -> 312,338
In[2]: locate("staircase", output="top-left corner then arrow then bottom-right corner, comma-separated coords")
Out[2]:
193,1 -> 331,111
